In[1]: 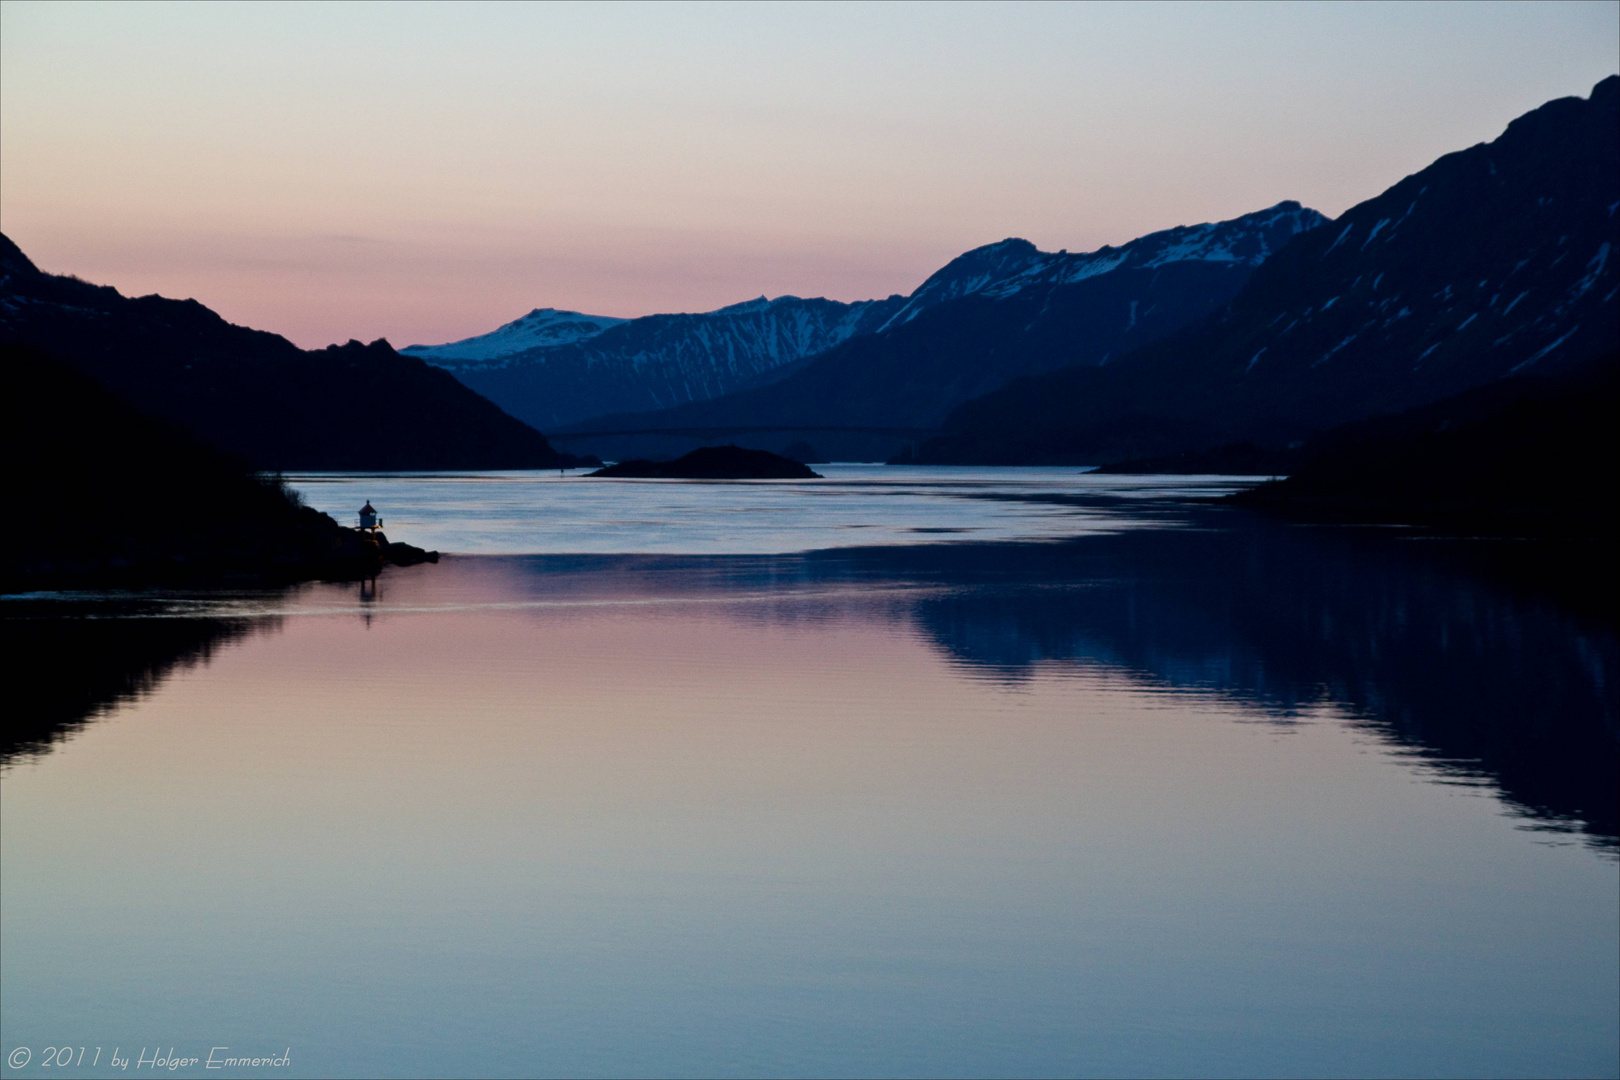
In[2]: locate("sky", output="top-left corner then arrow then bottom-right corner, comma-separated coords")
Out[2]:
2,1 -> 1616,350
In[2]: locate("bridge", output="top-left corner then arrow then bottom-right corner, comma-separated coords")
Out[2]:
546,425 -> 940,442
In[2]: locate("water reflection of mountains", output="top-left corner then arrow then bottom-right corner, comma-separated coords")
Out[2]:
832,519 -> 1616,852
0,607 -> 271,764
5,513 -> 1613,850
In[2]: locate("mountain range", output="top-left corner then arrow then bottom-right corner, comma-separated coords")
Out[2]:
0,236 -> 576,470
399,202 -> 1323,460
405,293 -> 908,433
553,202 -> 1325,460
3,76 -> 1613,485
407,77 -> 1615,468
913,76 -> 1619,463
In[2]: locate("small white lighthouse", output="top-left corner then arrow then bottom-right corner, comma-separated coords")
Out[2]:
358,500 -> 382,534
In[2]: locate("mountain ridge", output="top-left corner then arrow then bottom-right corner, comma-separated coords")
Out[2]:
417,291 -> 908,431
912,76 -> 1620,464
556,201 -> 1325,460
0,233 -> 578,470
410,202 -> 1320,444
405,307 -> 628,362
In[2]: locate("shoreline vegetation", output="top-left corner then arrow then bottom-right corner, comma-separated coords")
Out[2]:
1,344 -> 437,592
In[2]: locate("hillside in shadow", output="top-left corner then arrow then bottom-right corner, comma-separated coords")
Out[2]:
2,344 -> 403,590
0,234 -> 579,470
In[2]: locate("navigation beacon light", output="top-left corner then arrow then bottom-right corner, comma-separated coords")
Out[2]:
358,500 -> 382,534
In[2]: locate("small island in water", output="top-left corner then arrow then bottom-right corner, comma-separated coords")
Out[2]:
590,445 -> 822,480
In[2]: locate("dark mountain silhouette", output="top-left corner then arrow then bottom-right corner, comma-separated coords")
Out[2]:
1098,347 -> 1620,485
1,343 -> 410,589
0,234 -> 579,470
1229,350 -> 1618,537
554,203 -> 1324,461
914,76 -> 1620,464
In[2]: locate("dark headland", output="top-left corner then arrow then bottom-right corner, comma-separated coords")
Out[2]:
590,445 -> 822,479
1,343 -> 436,591
1226,352 -> 1619,620
0,231 -> 591,471
1228,352 -> 1618,540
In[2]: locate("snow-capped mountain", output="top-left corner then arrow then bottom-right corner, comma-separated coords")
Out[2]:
914,76 -> 1620,464
440,293 -> 906,431
558,201 -> 1327,459
404,308 -> 626,363
423,202 -> 1322,437
879,202 -> 1324,332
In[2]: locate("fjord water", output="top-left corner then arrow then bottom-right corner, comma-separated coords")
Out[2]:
2,472 -> 1615,1079
279,465 -> 1256,554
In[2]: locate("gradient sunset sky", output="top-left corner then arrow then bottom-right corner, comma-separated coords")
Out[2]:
3,1 -> 1616,350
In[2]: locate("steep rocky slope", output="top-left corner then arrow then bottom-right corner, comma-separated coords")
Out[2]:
915,77 -> 1619,463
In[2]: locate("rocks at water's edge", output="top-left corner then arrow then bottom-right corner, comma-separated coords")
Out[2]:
589,445 -> 822,479
377,537 -> 440,567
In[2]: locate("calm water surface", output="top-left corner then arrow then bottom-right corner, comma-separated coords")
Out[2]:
2,471 -> 1615,1078
279,466 -> 1259,554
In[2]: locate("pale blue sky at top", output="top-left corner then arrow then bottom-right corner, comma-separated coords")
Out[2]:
2,0 -> 1615,348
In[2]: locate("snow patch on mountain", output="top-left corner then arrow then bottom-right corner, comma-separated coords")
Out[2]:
878,202 -> 1325,330
414,200 -> 1326,431
404,308 -> 627,363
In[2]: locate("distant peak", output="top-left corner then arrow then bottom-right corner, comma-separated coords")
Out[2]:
403,305 -> 627,363
518,307 -> 592,320
1224,200 -> 1324,227
918,238 -> 1042,283
871,238 -> 1049,331
711,296 -> 778,316
505,307 -> 607,329
971,237 -> 1039,257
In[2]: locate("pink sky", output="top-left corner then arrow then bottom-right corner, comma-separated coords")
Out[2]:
3,2 -> 1616,349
